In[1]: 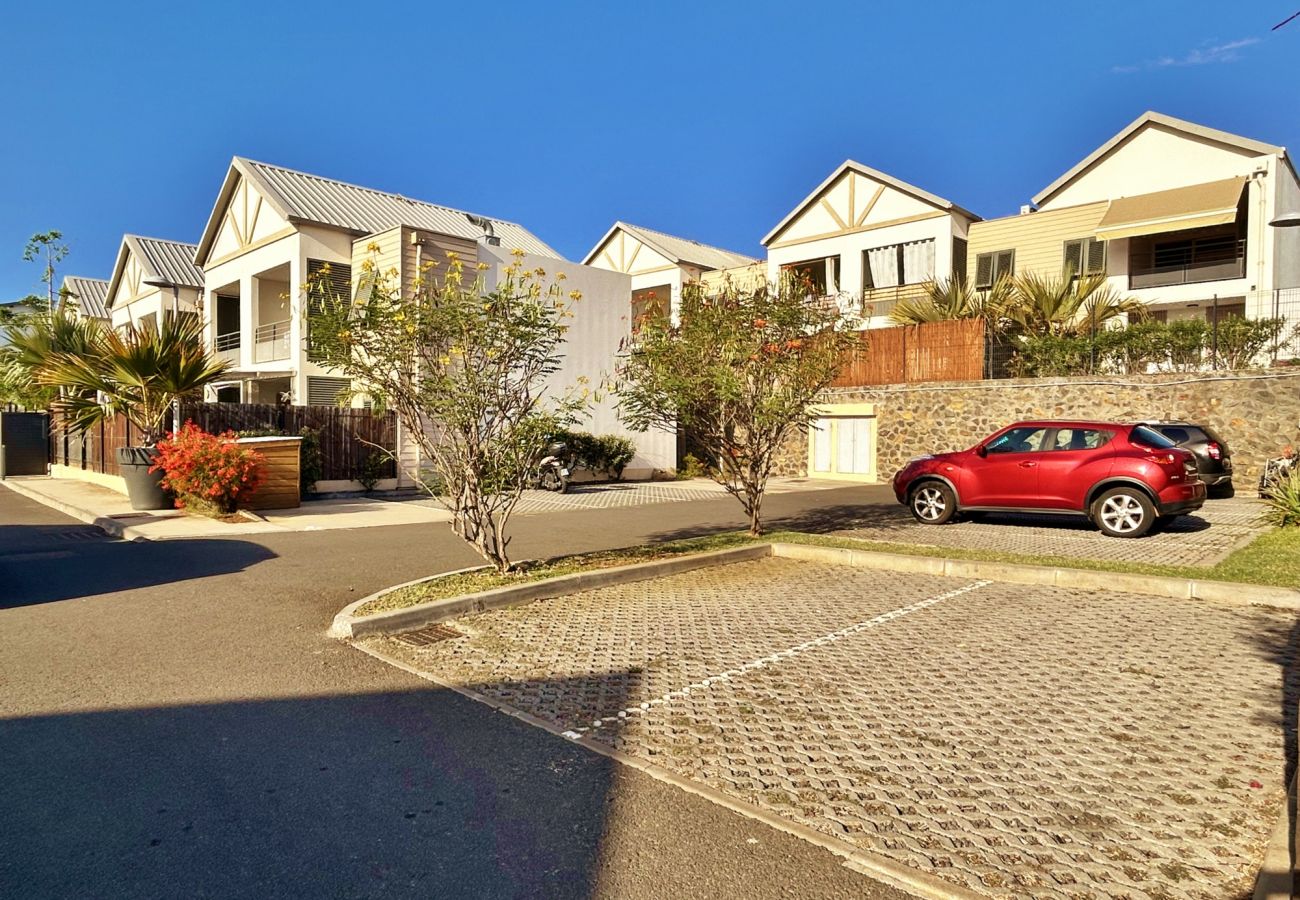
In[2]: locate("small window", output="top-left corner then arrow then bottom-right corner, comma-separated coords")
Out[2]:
307,376 -> 351,406
1131,425 -> 1176,449
1064,237 -> 1106,277
985,426 -> 1048,454
974,250 -> 1014,290
1050,428 -> 1113,451
863,239 -> 935,290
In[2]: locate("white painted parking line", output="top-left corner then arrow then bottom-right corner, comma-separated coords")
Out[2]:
561,579 -> 992,740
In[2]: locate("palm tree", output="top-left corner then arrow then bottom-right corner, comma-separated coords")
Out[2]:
39,315 -> 229,446
0,308 -> 104,410
1005,272 -> 1145,338
888,276 -> 1012,328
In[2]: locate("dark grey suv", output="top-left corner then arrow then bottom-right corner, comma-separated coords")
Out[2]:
1141,421 -> 1233,497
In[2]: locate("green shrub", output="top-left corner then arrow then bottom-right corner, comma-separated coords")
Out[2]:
358,451 -> 386,492
678,452 -> 710,480
551,429 -> 636,480
1263,469 -> 1300,528
1212,316 -> 1293,370
595,435 -> 635,480
298,427 -> 323,497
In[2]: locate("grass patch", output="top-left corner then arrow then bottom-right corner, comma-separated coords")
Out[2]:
354,524 -> 1300,618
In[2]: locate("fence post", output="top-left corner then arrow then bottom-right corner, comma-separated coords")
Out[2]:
1210,294 -> 1219,370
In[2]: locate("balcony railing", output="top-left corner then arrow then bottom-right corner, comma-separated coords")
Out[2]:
254,319 -> 291,363
862,283 -> 928,320
1130,256 -> 1246,289
213,331 -> 241,365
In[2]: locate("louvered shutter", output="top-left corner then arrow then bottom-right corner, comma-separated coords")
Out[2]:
1086,239 -> 1107,275
975,253 -> 993,289
1063,240 -> 1084,276
307,376 -> 351,406
307,260 -> 352,361
995,250 -> 1014,281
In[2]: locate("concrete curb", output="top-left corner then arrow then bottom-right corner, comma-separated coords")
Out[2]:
0,478 -> 147,541
769,542 -> 1300,610
1253,770 -> 1297,900
328,544 -> 774,639
351,638 -> 984,900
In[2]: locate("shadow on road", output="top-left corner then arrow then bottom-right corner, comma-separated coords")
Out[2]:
0,525 -> 278,608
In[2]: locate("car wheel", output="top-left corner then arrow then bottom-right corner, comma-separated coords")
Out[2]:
1091,487 -> 1156,538
909,482 -> 956,525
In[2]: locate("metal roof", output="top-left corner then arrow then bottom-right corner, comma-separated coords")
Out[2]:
582,221 -> 758,270
128,236 -> 205,288
197,158 -> 561,262
61,276 -> 110,319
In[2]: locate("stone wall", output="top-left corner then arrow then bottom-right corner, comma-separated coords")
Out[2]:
776,370 -> 1300,483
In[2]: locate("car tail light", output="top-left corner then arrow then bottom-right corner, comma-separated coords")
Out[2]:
1144,451 -> 1181,467
1206,442 -> 1222,461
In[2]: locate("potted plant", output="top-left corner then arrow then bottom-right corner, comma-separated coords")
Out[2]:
39,316 -> 230,510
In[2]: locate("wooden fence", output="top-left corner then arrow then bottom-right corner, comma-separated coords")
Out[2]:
49,403 -> 397,482
833,319 -> 986,387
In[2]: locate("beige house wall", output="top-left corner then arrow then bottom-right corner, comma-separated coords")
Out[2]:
966,202 -> 1109,283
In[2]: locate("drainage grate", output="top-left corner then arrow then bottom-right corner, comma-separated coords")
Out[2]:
394,624 -> 464,647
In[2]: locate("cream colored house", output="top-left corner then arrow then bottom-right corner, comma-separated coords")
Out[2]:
104,236 -> 203,332
583,222 -> 757,322
192,156 -> 558,406
763,161 -> 979,327
60,275 -> 110,323
968,111 -> 1300,324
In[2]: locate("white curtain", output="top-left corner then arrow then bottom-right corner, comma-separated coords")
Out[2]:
867,245 -> 899,288
902,239 -> 935,284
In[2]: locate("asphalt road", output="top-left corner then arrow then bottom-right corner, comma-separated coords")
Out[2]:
0,481 -> 913,900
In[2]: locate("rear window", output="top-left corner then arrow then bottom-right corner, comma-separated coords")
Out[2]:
1131,425 -> 1176,449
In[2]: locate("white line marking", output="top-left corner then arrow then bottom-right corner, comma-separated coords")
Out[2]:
561,579 -> 991,739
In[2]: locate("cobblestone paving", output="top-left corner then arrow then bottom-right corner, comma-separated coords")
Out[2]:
832,497 -> 1268,567
368,558 -> 1298,900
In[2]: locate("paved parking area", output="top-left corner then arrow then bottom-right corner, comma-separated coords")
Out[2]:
366,557 -> 1297,899
832,497 -> 1268,567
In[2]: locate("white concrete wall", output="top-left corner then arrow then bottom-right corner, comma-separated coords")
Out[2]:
478,244 -> 677,476
110,285 -> 200,331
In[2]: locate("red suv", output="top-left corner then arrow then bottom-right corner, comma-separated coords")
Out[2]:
892,421 -> 1205,538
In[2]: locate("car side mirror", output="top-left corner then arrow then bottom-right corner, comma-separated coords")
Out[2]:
975,445 -> 988,458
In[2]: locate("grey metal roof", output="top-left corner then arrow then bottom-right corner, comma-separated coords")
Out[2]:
127,236 -> 204,288
61,276 -> 110,319
237,158 -> 562,259
586,222 -> 758,270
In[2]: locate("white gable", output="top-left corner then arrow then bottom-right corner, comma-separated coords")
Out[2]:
590,228 -> 676,275
112,251 -> 146,307
1041,123 -> 1267,210
206,176 -> 290,263
770,169 -> 940,245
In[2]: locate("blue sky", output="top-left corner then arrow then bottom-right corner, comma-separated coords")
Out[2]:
1,1 -> 1295,297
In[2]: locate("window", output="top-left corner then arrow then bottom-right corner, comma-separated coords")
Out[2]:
1049,428 -> 1114,451
215,385 -> 241,403
782,256 -> 840,296
1206,301 -> 1246,324
1063,237 -> 1106,277
1130,425 -> 1176,450
974,250 -> 1014,290
863,239 -> 935,290
984,426 -> 1048,454
307,259 -> 352,361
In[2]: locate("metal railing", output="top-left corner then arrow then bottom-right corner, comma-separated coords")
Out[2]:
213,331 -> 241,364
254,319 -> 291,363
1129,256 -> 1246,289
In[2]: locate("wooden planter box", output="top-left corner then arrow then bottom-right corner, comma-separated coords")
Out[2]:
236,436 -> 302,510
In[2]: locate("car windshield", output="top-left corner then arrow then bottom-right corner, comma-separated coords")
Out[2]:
1131,425 -> 1176,449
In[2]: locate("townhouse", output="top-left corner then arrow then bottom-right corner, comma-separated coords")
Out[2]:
967,112 -> 1300,324
103,235 -> 204,331
60,275 -> 109,323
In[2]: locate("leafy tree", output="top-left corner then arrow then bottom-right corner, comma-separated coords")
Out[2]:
22,230 -> 70,313
0,308 -> 104,409
38,316 -> 229,446
308,250 -> 586,573
617,277 -> 858,536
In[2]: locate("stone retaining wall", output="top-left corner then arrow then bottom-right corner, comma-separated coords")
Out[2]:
775,369 -> 1300,483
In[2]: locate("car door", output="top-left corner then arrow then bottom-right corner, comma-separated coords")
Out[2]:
1034,427 -> 1116,509
963,425 -> 1050,508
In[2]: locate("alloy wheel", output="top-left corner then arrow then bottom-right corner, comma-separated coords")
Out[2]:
913,486 -> 947,521
1100,493 -> 1144,534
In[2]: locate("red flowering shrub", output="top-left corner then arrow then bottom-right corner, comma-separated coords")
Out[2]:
150,422 -> 265,514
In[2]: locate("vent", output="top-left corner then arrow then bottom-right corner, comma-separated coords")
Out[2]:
394,624 -> 464,646
307,376 -> 351,406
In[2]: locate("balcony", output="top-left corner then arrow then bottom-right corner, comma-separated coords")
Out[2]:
254,319 -> 291,363
213,331 -> 241,365
1128,231 -> 1245,290
1130,256 -> 1246,289
862,283 -> 927,320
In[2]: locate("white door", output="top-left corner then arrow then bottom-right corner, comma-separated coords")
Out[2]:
811,418 -> 832,473
835,417 -> 873,475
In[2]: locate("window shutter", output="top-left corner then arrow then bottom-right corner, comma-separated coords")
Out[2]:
1063,240 -> 1083,276
307,376 -> 351,406
307,259 -> 352,361
995,250 -> 1014,281
975,253 -> 993,288
1086,238 -> 1107,275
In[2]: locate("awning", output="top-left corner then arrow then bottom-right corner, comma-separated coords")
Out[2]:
1095,176 -> 1246,241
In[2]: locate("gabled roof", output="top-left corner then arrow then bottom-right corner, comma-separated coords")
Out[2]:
582,221 -> 757,271
762,160 -> 979,247
1033,111 -> 1287,207
106,235 -> 204,309
194,157 -> 561,265
61,275 -> 110,319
